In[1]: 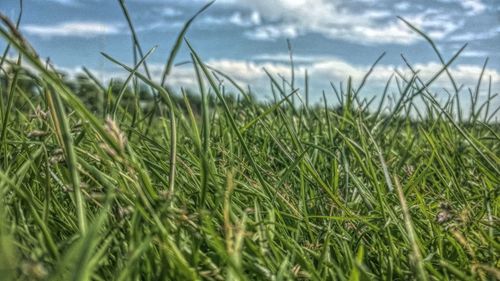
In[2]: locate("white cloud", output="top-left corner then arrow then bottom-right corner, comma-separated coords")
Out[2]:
437,0 -> 486,16
161,7 -> 182,17
448,27 -> 500,42
245,24 -> 298,40
229,11 -> 261,27
36,0 -> 78,5
460,50 -> 490,58
152,56 -> 500,101
135,20 -> 183,32
326,23 -> 418,45
252,53 -> 338,63
460,0 -> 486,15
231,0 -> 460,45
394,2 -> 411,11
23,22 -> 121,38
200,11 -> 261,27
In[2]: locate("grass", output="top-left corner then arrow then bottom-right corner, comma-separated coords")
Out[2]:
0,2 -> 499,280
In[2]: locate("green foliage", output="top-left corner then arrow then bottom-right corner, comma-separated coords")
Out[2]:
0,3 -> 499,281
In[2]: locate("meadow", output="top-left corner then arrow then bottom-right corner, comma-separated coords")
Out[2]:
0,2 -> 499,280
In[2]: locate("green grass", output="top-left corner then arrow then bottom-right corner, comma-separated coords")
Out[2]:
0,3 -> 499,280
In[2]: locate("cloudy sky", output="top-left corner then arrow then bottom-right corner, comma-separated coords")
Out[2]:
1,0 -> 499,105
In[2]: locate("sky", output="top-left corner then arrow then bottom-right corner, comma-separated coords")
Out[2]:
1,0 -> 499,106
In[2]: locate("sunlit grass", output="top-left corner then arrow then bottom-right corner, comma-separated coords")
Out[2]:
0,2 -> 499,280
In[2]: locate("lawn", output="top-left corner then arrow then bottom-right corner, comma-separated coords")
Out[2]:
0,2 -> 499,280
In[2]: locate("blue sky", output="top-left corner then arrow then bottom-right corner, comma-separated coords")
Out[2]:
1,0 -> 499,104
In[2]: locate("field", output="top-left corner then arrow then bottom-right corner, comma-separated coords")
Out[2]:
0,2 -> 499,281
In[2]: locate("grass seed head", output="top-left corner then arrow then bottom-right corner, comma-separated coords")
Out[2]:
29,105 -> 49,120
27,130 -> 49,138
100,116 -> 127,157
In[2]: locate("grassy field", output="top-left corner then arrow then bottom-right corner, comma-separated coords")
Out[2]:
0,3 -> 499,281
